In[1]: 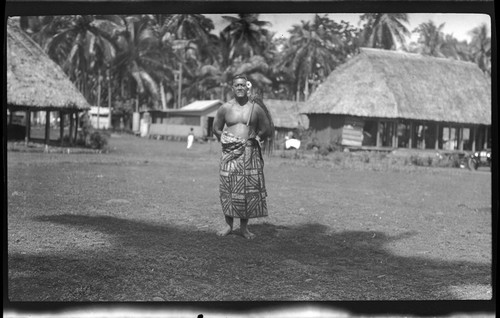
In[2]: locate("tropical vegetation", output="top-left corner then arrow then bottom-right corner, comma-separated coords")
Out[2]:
17,14 -> 491,130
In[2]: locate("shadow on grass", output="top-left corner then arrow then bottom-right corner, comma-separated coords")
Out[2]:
8,214 -> 491,302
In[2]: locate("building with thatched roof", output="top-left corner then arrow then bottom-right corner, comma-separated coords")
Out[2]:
264,99 -> 309,142
301,48 -> 491,152
7,17 -> 90,145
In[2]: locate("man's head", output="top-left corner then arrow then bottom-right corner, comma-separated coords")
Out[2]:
232,74 -> 250,99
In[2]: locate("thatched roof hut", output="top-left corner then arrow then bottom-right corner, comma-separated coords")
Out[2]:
302,48 -> 491,125
7,17 -> 90,146
6,17 -> 90,111
264,99 -> 309,129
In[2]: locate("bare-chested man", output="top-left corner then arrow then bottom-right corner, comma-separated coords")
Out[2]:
212,74 -> 274,239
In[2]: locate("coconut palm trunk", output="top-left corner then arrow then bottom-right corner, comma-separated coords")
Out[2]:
160,81 -> 167,110
97,69 -> 101,129
296,78 -> 301,101
107,68 -> 112,129
177,61 -> 182,108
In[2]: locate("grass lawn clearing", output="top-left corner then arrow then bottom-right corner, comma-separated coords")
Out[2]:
7,133 -> 492,301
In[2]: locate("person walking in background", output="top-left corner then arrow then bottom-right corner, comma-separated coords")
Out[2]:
212,74 -> 274,239
187,127 -> 194,149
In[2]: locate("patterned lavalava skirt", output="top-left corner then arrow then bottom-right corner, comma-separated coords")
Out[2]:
219,131 -> 268,219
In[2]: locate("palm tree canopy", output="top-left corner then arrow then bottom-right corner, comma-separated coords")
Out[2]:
220,14 -> 272,60
360,13 -> 410,50
412,20 -> 446,57
163,14 -> 214,43
113,15 -> 173,104
468,23 -> 491,74
276,14 -> 360,100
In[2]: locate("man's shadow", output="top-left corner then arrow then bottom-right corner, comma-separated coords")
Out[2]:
8,214 -> 491,302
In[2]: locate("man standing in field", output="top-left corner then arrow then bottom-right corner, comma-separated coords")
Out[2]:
212,74 -> 274,239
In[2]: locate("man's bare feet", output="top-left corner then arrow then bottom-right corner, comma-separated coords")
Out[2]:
217,225 -> 232,236
241,229 -> 256,239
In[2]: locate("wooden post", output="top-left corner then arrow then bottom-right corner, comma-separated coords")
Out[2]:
484,126 -> 489,149
459,126 -> 464,151
448,126 -> 452,150
74,112 -> 80,144
376,120 -> 381,147
59,112 -> 65,146
422,122 -> 426,149
392,121 -> 397,148
472,126 -> 477,152
25,109 -> 31,146
435,123 -> 439,150
409,121 -> 413,148
69,112 -> 74,145
45,110 -> 51,146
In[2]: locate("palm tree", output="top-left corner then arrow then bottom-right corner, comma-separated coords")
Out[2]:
20,16 -> 68,54
359,13 -> 410,50
54,16 -> 119,97
21,15 -> 120,103
181,64 -> 222,101
214,14 -> 274,100
468,23 -> 491,74
156,14 -> 217,107
113,15 -> 175,110
220,14 -> 272,61
412,20 -> 446,57
440,34 -> 471,61
277,15 -> 359,101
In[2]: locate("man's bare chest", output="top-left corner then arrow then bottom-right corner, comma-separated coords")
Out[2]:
225,103 -> 253,126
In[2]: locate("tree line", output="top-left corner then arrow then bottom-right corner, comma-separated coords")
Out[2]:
19,13 -> 491,125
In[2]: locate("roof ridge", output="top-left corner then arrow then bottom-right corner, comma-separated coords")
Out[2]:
361,47 -> 479,67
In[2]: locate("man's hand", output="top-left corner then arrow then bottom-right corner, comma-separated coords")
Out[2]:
255,135 -> 264,147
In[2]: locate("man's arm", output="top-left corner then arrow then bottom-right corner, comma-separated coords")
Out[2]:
212,105 -> 227,142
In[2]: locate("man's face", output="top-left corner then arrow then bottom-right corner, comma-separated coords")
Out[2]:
232,78 -> 248,98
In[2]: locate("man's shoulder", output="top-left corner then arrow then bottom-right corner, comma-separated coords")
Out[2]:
221,99 -> 235,107
219,99 -> 235,110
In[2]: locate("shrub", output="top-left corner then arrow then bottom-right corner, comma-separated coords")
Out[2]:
306,137 -> 320,150
318,144 -> 331,156
378,153 -> 388,160
61,135 -> 73,146
89,131 -> 108,150
328,140 -> 343,153
410,155 -> 425,166
333,154 -> 343,165
362,152 -> 370,163
448,154 -> 462,168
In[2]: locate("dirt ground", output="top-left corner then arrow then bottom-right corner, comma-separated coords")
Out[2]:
7,133 -> 492,302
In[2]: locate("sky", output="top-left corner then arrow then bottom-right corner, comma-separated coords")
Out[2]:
204,13 -> 491,43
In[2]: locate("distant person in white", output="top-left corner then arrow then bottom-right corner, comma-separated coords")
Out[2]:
285,132 -> 301,150
187,128 -> 194,149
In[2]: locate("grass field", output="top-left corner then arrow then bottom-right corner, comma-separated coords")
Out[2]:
7,133 -> 492,301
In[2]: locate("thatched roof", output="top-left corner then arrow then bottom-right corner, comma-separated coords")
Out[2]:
264,99 -> 309,129
6,17 -> 90,111
301,48 -> 491,125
